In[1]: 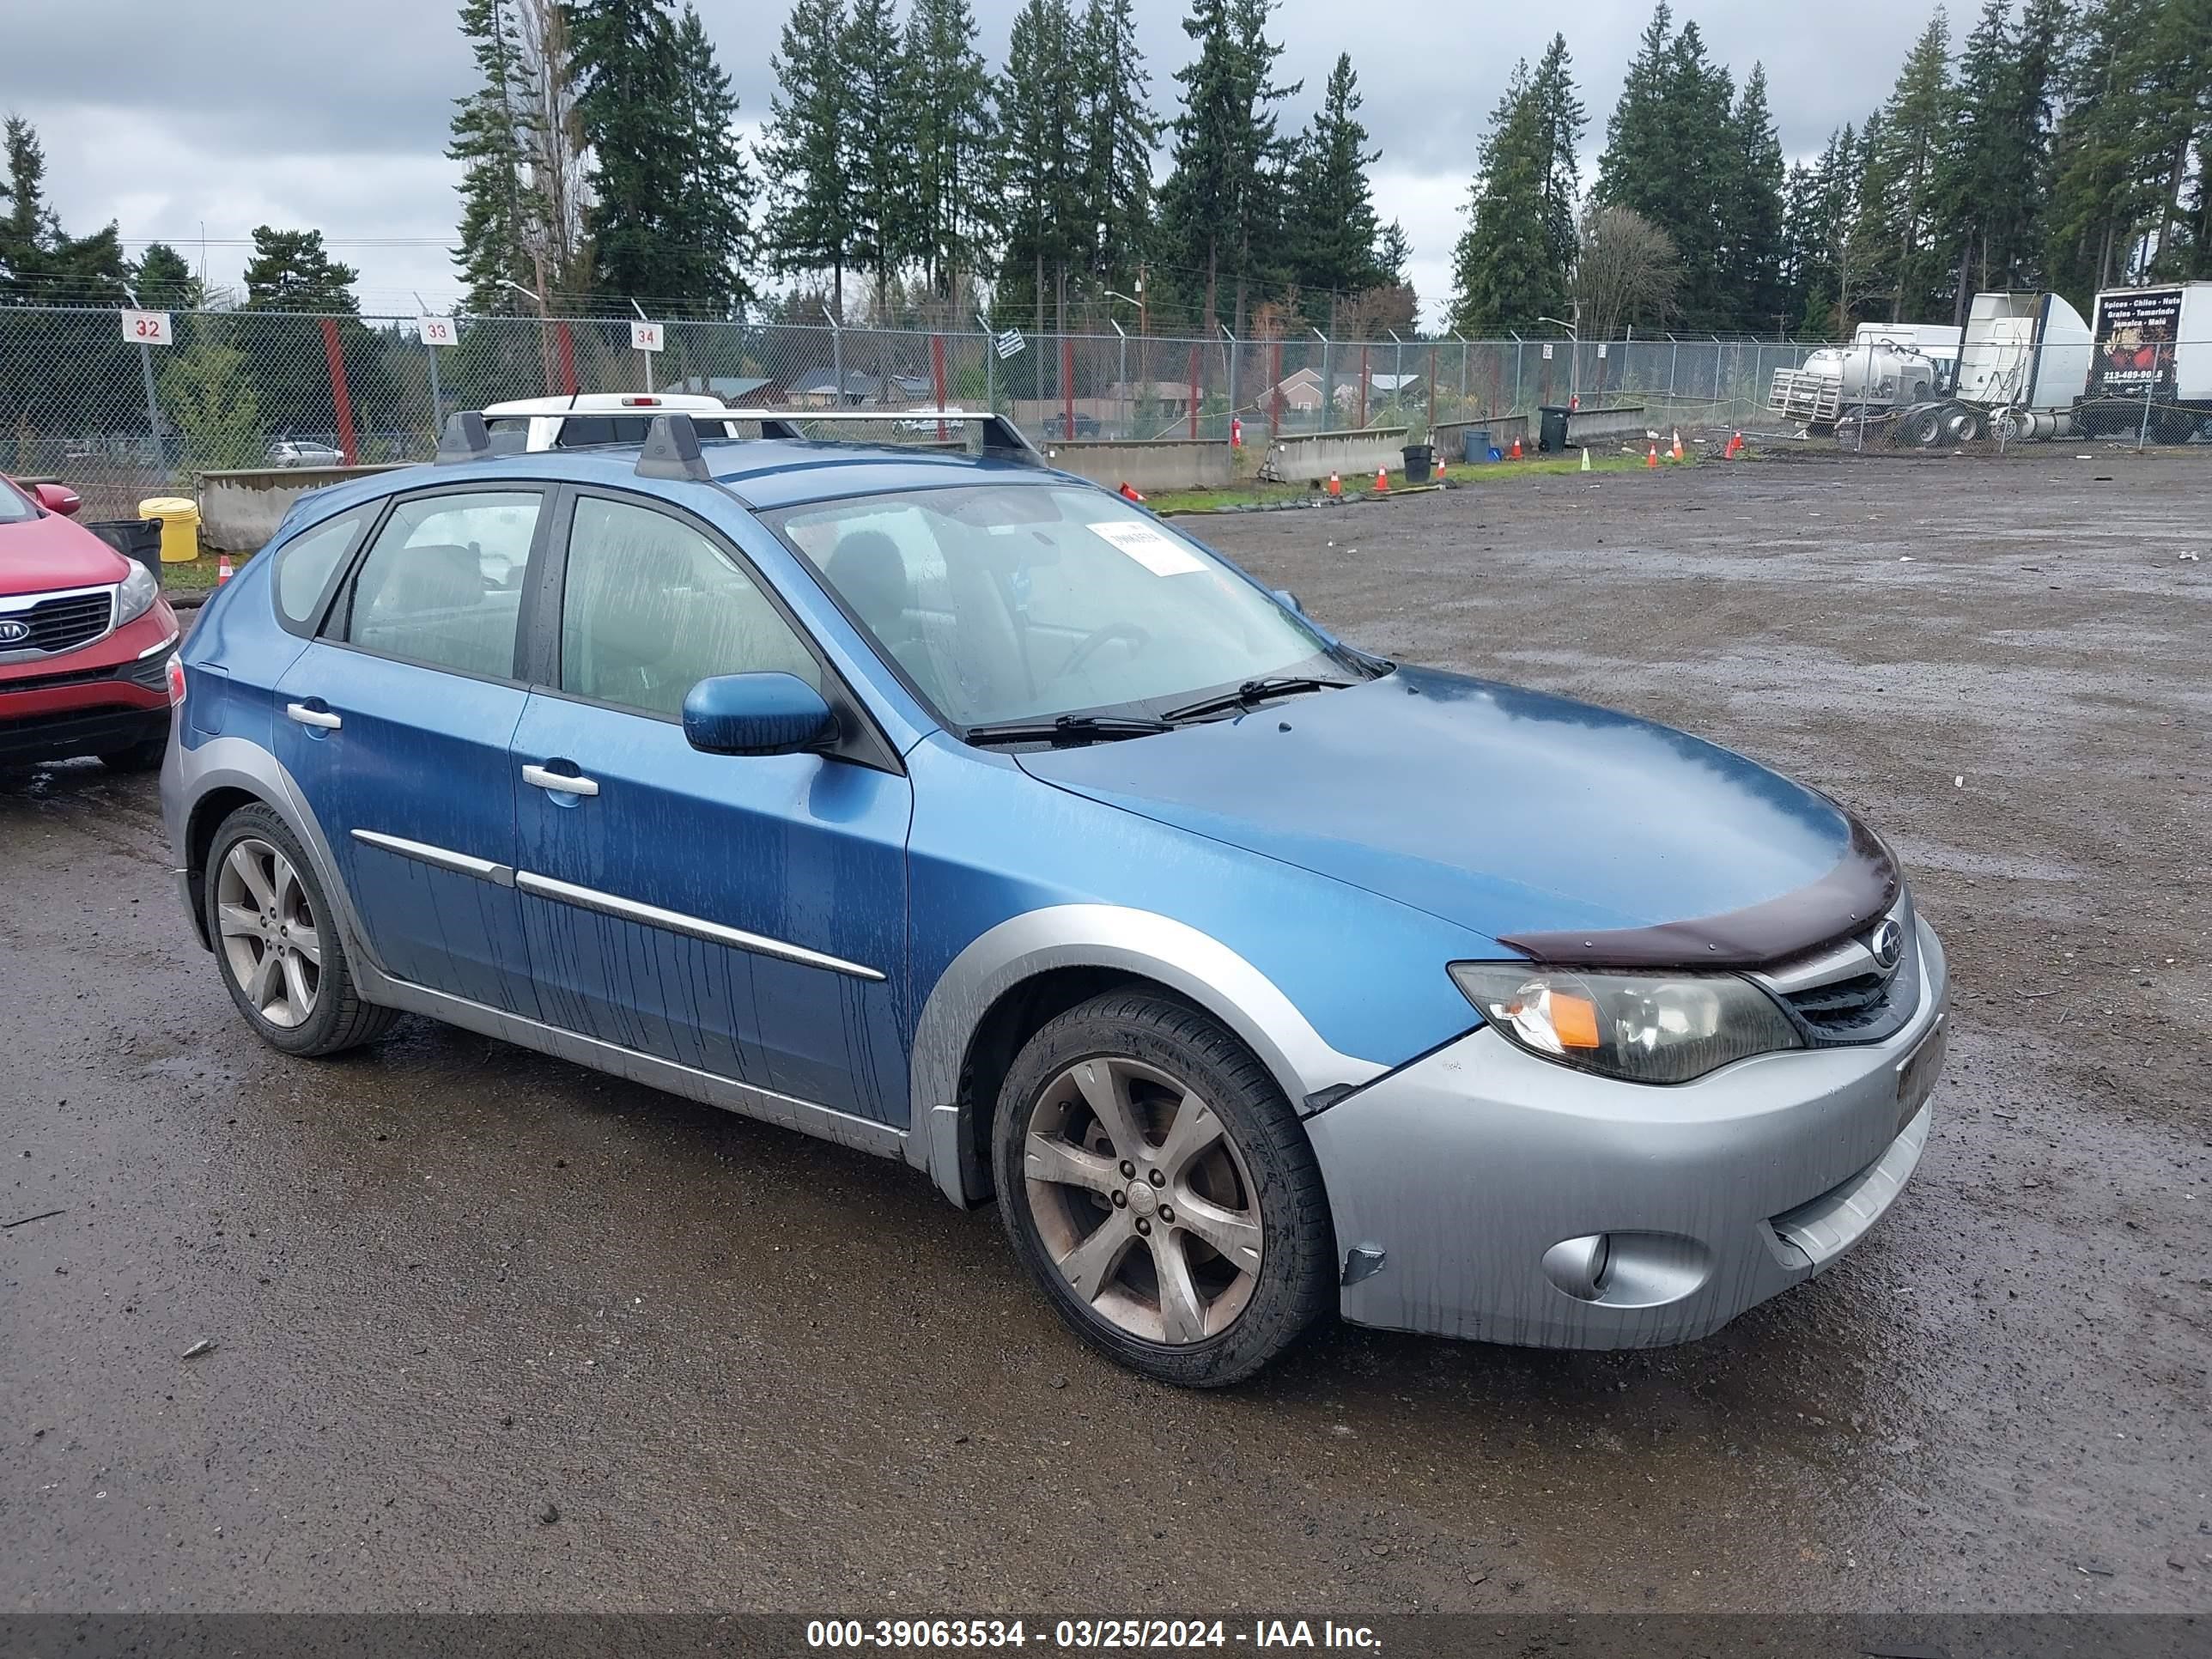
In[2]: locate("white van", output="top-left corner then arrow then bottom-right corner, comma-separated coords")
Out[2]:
480,392 -> 745,453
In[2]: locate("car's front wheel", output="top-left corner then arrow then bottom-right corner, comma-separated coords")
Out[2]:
993,989 -> 1335,1387
204,803 -> 398,1057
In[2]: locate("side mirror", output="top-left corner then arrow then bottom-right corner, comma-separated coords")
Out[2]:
1273,587 -> 1304,615
33,483 -> 81,517
682,672 -> 837,757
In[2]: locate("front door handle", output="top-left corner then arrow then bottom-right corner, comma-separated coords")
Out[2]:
522,763 -> 599,797
285,702 -> 342,730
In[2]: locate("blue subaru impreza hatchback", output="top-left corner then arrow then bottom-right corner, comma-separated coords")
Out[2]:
165,410 -> 1947,1386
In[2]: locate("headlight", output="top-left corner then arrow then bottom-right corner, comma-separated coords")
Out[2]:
116,560 -> 159,627
1450,963 -> 1802,1085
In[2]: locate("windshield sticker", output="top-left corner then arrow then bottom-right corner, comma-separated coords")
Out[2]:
1091,519 -> 1206,576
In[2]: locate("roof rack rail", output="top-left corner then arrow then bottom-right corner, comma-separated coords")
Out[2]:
434,410 -> 492,464
635,412 -> 713,482
744,408 -> 1044,465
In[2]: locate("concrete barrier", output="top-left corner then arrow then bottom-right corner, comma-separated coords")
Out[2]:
1566,404 -> 1650,446
1432,416 -> 1530,461
198,465 -> 410,552
1258,426 -> 1409,484
1043,439 -> 1232,493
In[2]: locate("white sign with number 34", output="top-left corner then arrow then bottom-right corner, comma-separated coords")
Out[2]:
120,308 -> 173,346
630,320 -> 664,352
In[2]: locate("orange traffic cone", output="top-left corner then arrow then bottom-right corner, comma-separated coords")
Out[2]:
1670,428 -> 1685,462
1372,466 -> 1389,493
1327,471 -> 1342,497
1118,482 -> 1146,502
1509,436 -> 1522,460
1727,430 -> 1743,459
216,553 -> 233,584
1646,443 -> 1659,469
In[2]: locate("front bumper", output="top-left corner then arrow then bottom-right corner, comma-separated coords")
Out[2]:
0,601 -> 179,764
1304,916 -> 1948,1348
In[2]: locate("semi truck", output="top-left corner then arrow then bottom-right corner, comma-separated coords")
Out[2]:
2067,282 -> 2212,444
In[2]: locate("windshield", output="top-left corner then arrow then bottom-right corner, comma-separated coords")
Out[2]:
0,479 -> 40,525
768,483 -> 1344,728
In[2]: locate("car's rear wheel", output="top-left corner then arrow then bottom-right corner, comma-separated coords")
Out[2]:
204,803 -> 398,1057
96,737 -> 167,773
993,989 -> 1334,1387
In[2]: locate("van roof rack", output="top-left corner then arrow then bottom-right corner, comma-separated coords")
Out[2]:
434,410 -> 492,464
739,408 -> 1044,465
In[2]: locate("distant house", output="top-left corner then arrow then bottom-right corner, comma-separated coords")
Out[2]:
657,375 -> 779,406
1272,367 -> 1324,412
786,368 -> 939,407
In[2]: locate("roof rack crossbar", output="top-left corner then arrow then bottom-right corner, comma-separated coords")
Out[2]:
635,412 -> 713,482
434,410 -> 492,464
738,408 -> 1044,465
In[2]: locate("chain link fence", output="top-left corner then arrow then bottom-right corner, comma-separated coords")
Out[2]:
20,301 -> 2199,515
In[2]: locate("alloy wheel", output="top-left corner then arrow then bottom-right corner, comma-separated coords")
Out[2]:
1021,1054 -> 1265,1345
215,837 -> 321,1030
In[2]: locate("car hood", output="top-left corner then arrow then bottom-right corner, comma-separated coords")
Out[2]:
1017,665 -> 1896,964
0,511 -> 128,598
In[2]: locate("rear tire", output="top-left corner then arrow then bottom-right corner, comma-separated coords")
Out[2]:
993,988 -> 1335,1388
97,737 -> 167,774
204,803 -> 399,1058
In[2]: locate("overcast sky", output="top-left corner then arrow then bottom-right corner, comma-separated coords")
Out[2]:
1,0 -> 1942,327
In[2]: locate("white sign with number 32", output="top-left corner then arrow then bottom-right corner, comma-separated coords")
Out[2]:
630,320 -> 664,352
120,308 -> 173,346
418,314 -> 457,347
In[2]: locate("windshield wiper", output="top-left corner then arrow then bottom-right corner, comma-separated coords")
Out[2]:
963,713 -> 1176,748
1160,677 -> 1356,725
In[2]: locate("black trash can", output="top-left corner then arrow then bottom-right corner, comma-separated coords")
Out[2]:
1401,442 -> 1436,483
1538,404 -> 1572,453
87,518 -> 163,581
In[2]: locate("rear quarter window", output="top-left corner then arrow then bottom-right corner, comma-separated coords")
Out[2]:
272,507 -> 375,632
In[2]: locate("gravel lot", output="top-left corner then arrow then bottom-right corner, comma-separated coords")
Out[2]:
3,448 -> 2207,1616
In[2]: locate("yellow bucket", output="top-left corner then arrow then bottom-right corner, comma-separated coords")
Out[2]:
138,495 -> 201,564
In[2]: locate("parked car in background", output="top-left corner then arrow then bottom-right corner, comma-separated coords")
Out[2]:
266,440 -> 349,468
1,475 -> 181,771
482,392 -> 744,453
164,409 -> 1948,1387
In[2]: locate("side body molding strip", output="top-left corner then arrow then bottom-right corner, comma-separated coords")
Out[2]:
351,828 -> 514,885
513,870 -> 886,981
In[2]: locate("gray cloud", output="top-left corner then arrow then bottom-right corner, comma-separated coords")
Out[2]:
2,0 -> 1942,319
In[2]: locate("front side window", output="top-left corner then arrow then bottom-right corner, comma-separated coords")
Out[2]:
769,484 -> 1340,727
336,490 -> 538,679
0,480 -> 38,525
558,495 -> 819,719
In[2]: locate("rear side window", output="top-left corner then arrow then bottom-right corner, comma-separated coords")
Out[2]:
334,490 -> 540,680
558,496 -> 819,718
272,507 -> 372,630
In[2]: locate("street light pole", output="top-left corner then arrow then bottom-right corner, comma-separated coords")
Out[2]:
500,277 -> 553,396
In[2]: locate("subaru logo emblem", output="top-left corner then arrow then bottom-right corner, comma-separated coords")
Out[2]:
1869,918 -> 1905,971
0,619 -> 29,645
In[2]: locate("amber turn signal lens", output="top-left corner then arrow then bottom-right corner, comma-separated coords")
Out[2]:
1551,993 -> 1601,1049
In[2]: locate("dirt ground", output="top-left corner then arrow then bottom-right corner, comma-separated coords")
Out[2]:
3,447 -> 2207,1617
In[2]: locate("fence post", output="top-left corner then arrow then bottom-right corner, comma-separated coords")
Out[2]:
555,322 -> 578,398
137,339 -> 166,472
1456,334 -> 1468,410
1062,333 -> 1076,441
1510,334 -> 1522,415
931,333 -> 947,441
424,334 -> 443,445
1223,325 -> 1237,449
1426,345 -> 1437,436
1358,343 -> 1370,427
2138,344 -> 2157,451
319,317 -> 357,465
831,318 -> 844,404
1187,342 -> 1199,441
1668,335 -> 1679,402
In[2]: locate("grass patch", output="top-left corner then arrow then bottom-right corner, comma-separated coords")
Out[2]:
1147,451 -> 1700,514
159,552 -> 246,595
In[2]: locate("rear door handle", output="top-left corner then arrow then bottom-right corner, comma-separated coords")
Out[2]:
522,763 -> 599,797
285,702 -> 342,730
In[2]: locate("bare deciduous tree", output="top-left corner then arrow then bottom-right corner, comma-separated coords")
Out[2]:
1574,204 -> 1680,341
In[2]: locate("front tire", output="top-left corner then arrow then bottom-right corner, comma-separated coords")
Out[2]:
993,989 -> 1335,1387
204,803 -> 398,1057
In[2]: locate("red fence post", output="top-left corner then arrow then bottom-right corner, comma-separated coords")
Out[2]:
931,333 -> 947,441
1062,334 -> 1076,441
556,322 -> 578,397
1187,343 -> 1200,441
319,318 -> 357,465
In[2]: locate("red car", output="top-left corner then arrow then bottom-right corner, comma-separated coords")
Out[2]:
0,476 -> 182,771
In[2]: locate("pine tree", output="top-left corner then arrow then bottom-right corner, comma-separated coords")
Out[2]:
0,116 -> 129,305
665,4 -> 754,311
132,244 -> 204,309
1000,0 -> 1085,343
450,0 -> 544,313
242,228 -> 361,312
1286,53 -> 1382,324
1788,124 -> 1859,335
761,0 -> 856,314
1856,14 -> 1954,322
1529,35 -> 1586,298
843,0 -> 915,321
1721,64 -> 1788,334
1075,0 -> 1158,299
906,0 -> 1000,299
1449,61 -> 1569,335
1158,0 -> 1297,333
568,0 -> 690,304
